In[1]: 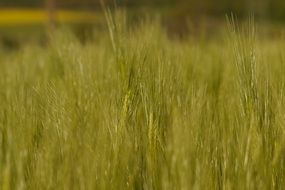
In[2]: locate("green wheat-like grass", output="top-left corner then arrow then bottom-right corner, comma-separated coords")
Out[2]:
0,12 -> 285,189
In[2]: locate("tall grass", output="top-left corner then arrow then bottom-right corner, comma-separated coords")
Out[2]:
0,12 -> 285,189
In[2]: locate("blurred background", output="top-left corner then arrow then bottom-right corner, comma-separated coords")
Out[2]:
0,0 -> 285,49
2,0 -> 285,18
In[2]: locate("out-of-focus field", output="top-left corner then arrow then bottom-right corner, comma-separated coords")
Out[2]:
0,9 -> 104,49
0,8 -> 102,25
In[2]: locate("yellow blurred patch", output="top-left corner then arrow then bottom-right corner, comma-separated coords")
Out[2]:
0,9 -> 101,25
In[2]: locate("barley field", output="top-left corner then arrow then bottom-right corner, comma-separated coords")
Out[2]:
0,12 -> 285,189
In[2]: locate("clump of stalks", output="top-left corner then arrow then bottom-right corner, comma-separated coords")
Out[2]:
228,15 -> 282,189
